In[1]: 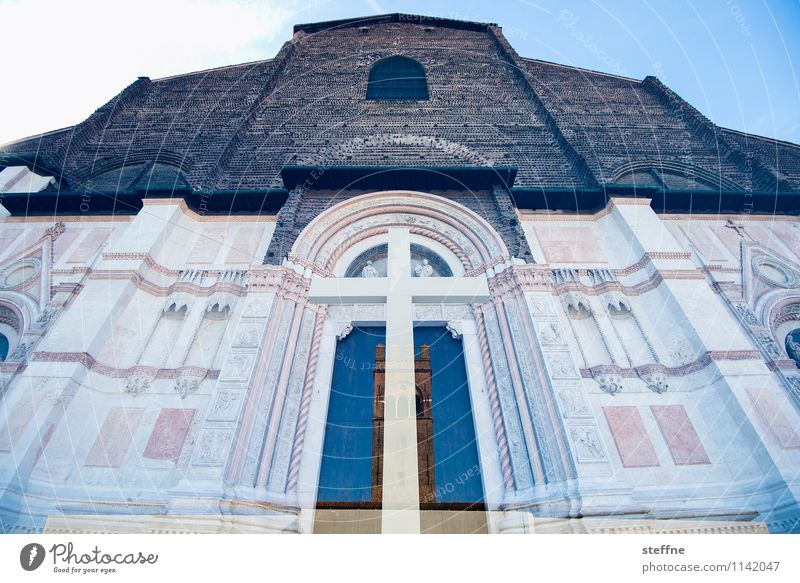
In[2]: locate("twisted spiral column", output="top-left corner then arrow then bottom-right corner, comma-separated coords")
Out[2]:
286,307 -> 327,492
473,304 -> 515,490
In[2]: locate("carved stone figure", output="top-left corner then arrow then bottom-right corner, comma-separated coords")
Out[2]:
725,219 -> 746,237
540,322 -> 561,344
571,427 -> 604,460
558,387 -> 590,417
361,260 -> 379,278
414,258 -> 433,278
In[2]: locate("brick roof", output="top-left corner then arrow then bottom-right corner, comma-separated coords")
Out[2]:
2,12 -> 797,196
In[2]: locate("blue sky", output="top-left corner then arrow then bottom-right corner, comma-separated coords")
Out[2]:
1,0 -> 798,144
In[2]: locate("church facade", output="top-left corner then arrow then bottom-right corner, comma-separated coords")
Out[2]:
1,13 -> 799,534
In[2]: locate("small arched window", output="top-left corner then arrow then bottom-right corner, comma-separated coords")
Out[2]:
0,332 -> 9,361
366,56 -> 429,101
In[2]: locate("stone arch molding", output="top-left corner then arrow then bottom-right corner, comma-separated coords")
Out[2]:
289,190 -> 510,274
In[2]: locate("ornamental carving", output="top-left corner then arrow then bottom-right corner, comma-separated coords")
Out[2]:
540,322 -> 562,344
670,340 -> 695,366
292,192 -> 507,270
44,221 -> 66,240
786,376 -> 800,401
125,371 -> 154,397
47,380 -> 78,404
9,342 -> 30,362
528,295 -> 553,315
446,321 -> 463,339
0,259 -> 42,290
220,353 -> 254,381
208,390 -> 243,422
175,371 -> 204,399
34,307 -> 59,330
752,256 -> 798,289
546,352 -> 579,379
354,304 -> 384,321
774,304 -> 800,328
336,322 -> 354,341
193,430 -> 232,466
735,304 -> 760,326
756,332 -> 782,360
561,292 -> 592,319
414,304 -> 443,321
557,387 -> 591,418
570,426 -> 606,461
235,326 -> 260,347
643,372 -> 669,394
443,304 -> 471,320
596,374 -> 623,395
241,298 -> 271,318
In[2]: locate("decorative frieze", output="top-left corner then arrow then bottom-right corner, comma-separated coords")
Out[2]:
569,426 -> 607,462
545,352 -> 580,379
219,352 -> 255,382
556,386 -> 591,418
207,389 -> 244,422
193,429 -> 233,466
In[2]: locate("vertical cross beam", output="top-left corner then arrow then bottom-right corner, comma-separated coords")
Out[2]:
382,228 -> 421,532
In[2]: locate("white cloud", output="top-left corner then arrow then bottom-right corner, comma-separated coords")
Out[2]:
0,0 -> 298,144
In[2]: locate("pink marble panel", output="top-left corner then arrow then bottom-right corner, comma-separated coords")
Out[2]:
187,226 -> 225,264
143,408 -> 195,463
603,406 -> 660,468
535,225 -> 607,263
67,227 -> 112,263
225,225 -> 261,263
52,227 -> 82,262
84,407 -> 144,467
0,390 -> 46,451
651,405 -> 710,465
747,387 -> 800,449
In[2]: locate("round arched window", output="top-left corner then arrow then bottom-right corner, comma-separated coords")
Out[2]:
0,332 -> 8,361
345,244 -> 388,278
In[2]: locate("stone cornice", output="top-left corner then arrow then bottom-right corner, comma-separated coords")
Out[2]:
508,252 -> 702,296
29,351 -> 220,380
580,350 -> 761,379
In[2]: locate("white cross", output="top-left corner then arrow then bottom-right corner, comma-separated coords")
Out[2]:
309,228 -> 490,533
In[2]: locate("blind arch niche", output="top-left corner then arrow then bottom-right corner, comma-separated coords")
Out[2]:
366,56 -> 429,101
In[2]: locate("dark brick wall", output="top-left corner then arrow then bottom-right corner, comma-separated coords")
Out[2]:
3,14 -> 797,203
